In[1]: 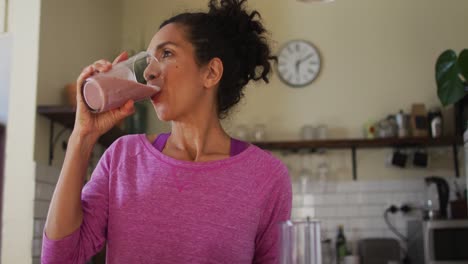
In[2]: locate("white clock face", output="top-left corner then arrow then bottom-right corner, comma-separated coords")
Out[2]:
277,40 -> 321,87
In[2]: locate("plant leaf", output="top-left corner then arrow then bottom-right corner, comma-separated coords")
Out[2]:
459,49 -> 468,83
436,49 -> 465,106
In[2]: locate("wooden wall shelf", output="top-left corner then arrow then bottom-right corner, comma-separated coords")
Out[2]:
252,137 -> 462,150
253,136 -> 462,180
37,105 -> 462,180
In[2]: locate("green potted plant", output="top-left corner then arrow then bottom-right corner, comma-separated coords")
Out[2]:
436,49 -> 468,136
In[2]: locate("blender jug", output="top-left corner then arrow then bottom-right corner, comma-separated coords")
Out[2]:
280,218 -> 322,264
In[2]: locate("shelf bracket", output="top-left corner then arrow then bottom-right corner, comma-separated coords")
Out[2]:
48,120 -> 54,166
452,144 -> 460,178
47,120 -> 70,166
352,147 -> 357,181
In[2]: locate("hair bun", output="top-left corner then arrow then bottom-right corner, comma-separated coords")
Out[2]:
208,0 -> 265,36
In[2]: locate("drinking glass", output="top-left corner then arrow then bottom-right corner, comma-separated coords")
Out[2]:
298,151 -> 313,196
82,51 -> 161,113
252,124 -> 267,141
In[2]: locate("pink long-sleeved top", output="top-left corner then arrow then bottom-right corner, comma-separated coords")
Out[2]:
42,134 -> 292,263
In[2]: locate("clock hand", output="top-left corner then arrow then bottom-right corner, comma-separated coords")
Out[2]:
295,60 -> 300,74
298,54 -> 314,65
295,54 -> 314,74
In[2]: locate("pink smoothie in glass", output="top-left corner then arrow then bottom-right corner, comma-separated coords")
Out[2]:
82,66 -> 160,113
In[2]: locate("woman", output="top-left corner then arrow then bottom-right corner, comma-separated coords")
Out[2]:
42,0 -> 292,263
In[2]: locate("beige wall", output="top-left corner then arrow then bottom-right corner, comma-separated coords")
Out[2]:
121,0 -> 468,180
34,0 -> 123,165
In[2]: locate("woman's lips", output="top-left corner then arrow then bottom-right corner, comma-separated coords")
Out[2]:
147,82 -> 162,102
151,92 -> 161,103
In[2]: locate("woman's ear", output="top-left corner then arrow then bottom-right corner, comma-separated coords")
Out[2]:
203,57 -> 223,89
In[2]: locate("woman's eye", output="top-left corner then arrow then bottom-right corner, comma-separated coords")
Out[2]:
162,50 -> 172,59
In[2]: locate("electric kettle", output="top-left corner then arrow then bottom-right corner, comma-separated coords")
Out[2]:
424,176 -> 450,219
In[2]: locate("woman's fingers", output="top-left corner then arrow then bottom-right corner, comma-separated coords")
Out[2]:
115,100 -> 135,120
92,60 -> 112,73
113,51 -> 129,65
102,100 -> 135,125
76,66 -> 94,94
77,54 -> 125,89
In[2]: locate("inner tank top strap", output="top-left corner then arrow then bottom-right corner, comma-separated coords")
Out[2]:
153,133 -> 249,156
152,133 -> 170,152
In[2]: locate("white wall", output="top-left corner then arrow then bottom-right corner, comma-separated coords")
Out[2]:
0,0 -> 6,33
2,0 -> 41,262
121,0 -> 468,180
0,33 -> 12,125
2,0 -> 123,261
0,0 -> 8,126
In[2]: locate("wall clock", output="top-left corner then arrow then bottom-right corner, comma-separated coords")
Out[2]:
276,40 -> 321,87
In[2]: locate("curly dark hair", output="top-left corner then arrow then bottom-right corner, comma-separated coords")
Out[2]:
160,0 -> 275,119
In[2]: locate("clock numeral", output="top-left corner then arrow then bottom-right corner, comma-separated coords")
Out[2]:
310,60 -> 319,65
308,68 -> 315,74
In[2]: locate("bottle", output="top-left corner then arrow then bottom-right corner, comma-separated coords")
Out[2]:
396,110 -> 408,138
428,107 -> 443,138
335,225 -> 348,264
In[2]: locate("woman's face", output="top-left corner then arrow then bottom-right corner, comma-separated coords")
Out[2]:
145,23 -> 210,122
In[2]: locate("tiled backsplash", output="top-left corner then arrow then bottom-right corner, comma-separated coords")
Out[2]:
291,176 -> 466,248
32,163 -> 61,264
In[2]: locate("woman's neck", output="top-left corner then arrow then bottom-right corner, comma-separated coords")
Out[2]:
167,113 -> 231,162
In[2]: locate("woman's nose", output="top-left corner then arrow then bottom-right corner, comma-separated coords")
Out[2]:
144,66 -> 161,82
147,74 -> 156,80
